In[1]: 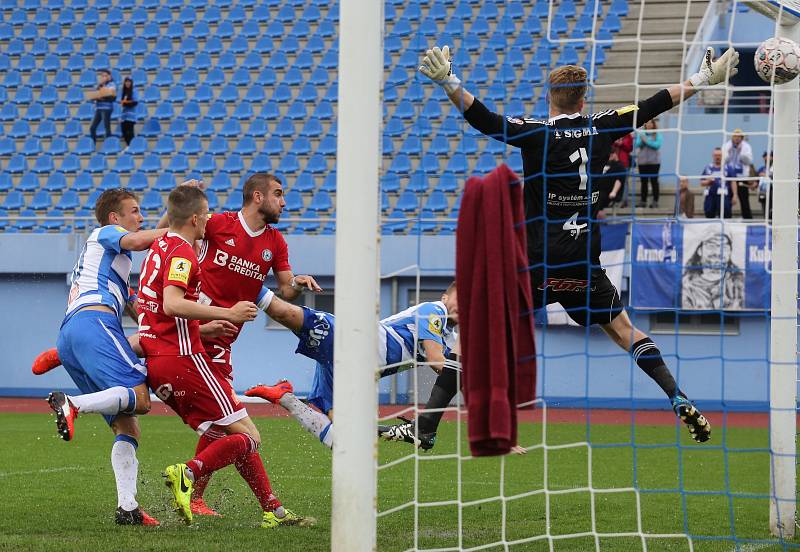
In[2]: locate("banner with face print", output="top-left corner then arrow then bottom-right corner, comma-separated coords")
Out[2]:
631,221 -> 771,311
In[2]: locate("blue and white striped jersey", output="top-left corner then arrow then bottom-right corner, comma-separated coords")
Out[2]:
64,225 -> 133,323
378,301 -> 456,374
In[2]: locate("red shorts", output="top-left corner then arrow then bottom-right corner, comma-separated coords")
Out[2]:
201,341 -> 234,384
147,353 -> 247,435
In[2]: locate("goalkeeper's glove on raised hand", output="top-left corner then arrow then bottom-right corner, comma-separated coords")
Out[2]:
690,47 -> 739,87
419,45 -> 462,94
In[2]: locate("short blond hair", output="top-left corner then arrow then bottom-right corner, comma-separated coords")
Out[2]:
548,65 -> 588,112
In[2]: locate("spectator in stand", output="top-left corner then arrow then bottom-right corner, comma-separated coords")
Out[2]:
635,119 -> 662,208
119,78 -> 138,147
677,176 -> 695,218
722,129 -> 754,219
611,133 -> 633,207
596,149 -> 626,217
700,147 -> 738,219
757,150 -> 773,219
87,69 -> 117,143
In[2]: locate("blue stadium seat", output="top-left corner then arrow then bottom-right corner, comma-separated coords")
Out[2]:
246,154 -> 268,173
128,172 -> 149,192
207,101 -> 228,120
308,190 -> 332,212
603,13 -> 622,33
167,154 -> 189,174
195,154 -> 217,174
21,137 -> 41,157
7,155 -> 27,174
13,86 -> 33,105
151,136 -> 175,156
14,209 -> 37,231
191,118 -> 214,139
140,154 -> 161,174
243,118 -> 268,139
180,136 -> 202,156
0,136 -> 14,157
32,154 -> 54,175
47,137 -> 68,157
320,171 -> 336,193
407,171 -> 430,193
56,154 -> 80,175
140,191 -> 164,213
2,191 -> 25,210
609,0 -> 628,17
263,137 -> 283,157
70,173 -> 93,194
222,192 -> 242,211
86,154 -> 107,174
126,136 -> 147,157
55,190 -> 80,210
18,173 -> 40,193
306,154 -> 328,174
290,137 -> 312,157
52,70 -> 72,90
98,173 -> 121,192
295,211 -> 321,235
207,173 -> 231,193
0,174 -> 11,194
284,190 -> 304,212
100,137 -> 122,156
207,137 -> 228,156
277,153 -> 300,174
232,101 -> 253,121
153,173 -> 176,192
394,191 -> 419,213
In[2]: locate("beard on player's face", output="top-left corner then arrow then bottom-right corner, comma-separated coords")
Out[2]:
258,202 -> 281,225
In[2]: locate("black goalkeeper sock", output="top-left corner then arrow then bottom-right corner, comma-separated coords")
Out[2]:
417,366 -> 459,435
631,337 -> 678,399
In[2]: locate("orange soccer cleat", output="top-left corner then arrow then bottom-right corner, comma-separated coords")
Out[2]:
191,498 -> 222,517
244,380 -> 294,404
32,348 -> 62,375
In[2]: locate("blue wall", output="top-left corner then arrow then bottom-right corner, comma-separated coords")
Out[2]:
0,233 -> 774,411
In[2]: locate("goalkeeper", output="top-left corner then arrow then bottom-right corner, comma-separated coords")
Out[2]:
415,44 -> 741,443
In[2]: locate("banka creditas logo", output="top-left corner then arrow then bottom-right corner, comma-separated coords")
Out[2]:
538,278 -> 590,292
262,249 -> 272,262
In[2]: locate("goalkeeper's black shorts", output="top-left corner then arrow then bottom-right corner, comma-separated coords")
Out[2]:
532,267 -> 623,327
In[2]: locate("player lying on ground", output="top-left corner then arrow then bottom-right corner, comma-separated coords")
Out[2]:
244,282 -> 459,450
34,173 -> 322,518
417,45 -> 740,443
46,188 -> 167,525
139,186 -> 314,528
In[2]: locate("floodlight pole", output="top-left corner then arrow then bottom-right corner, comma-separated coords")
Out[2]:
769,14 -> 800,541
331,0 -> 382,551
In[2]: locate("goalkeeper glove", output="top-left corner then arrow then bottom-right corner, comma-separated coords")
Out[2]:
690,47 -> 739,87
419,45 -> 462,94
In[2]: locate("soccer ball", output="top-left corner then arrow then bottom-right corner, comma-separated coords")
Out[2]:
754,37 -> 800,85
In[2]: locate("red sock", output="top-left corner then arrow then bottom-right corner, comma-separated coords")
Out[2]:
190,431 -> 221,499
186,433 -> 255,480
235,452 -> 282,512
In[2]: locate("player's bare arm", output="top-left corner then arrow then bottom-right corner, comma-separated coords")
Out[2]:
274,270 -> 323,300
262,292 -> 305,332
421,339 -> 447,374
199,320 -> 239,339
119,228 -> 168,252
162,285 -> 257,324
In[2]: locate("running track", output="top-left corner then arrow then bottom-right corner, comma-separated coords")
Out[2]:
0,398 -> 782,428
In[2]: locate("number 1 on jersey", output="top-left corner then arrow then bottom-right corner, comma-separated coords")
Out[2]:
569,147 -> 589,190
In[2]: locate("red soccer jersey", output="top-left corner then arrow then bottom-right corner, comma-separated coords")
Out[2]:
138,233 -> 204,357
196,211 -> 291,351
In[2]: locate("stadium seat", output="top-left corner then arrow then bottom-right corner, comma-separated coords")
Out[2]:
18,173 -> 40,193
222,192 -> 242,211
128,172 -> 149,192
98,173 -> 121,192
154,173 -> 176,192
14,209 -> 37,232
195,154 -> 217,174
32,154 -> 54,175
277,153 -> 300,174
207,137 -> 229,156
2,191 -> 25,210
70,173 -> 93,194
208,173 -> 232,193
0,174 -> 11,194
264,137 -> 283,156
140,154 -> 161,174
140,191 -> 164,213
407,171 -> 430,193
86,154 -> 107,174
55,190 -> 80,211
6,155 -> 27,174
167,154 -> 189,174
308,190 -> 332,213
250,154 -> 272,172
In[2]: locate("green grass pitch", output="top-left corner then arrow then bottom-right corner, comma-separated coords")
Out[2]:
0,412 -> 796,551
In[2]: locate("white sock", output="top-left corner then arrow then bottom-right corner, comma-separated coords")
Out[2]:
279,393 -> 334,450
111,436 -> 139,511
69,386 -> 134,416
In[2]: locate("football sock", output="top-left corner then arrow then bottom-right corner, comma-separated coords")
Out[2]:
69,386 -> 135,416
234,452 -> 283,512
631,337 -> 678,398
111,434 -> 139,511
190,429 -> 225,499
186,433 -> 257,479
279,393 -> 334,449
417,366 -> 459,435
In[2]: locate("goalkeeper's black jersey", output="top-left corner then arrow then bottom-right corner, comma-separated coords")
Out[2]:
463,89 -> 673,272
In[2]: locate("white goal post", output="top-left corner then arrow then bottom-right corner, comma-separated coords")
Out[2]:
745,0 -> 800,540
331,0 -> 383,551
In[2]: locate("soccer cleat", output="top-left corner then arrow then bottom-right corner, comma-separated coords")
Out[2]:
163,463 -> 193,525
244,379 -> 294,404
32,348 -> 62,375
378,419 -> 436,451
47,391 -> 78,441
115,506 -> 160,526
672,395 -> 711,443
191,497 -> 221,517
261,509 -> 316,529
